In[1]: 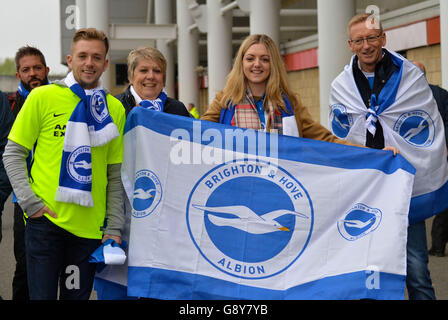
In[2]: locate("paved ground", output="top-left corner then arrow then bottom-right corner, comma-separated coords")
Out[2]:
0,195 -> 447,300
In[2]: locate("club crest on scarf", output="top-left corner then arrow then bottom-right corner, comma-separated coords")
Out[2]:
140,100 -> 163,111
393,110 -> 435,148
90,90 -> 109,123
139,90 -> 167,112
67,146 -> 92,184
337,203 -> 382,241
132,169 -> 163,218
329,104 -> 353,138
55,72 -> 119,207
187,159 -> 313,279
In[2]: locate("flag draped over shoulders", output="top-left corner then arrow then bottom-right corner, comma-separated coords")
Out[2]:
100,108 -> 416,300
330,49 -> 448,224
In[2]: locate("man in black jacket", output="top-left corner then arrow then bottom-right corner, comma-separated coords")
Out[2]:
5,46 -> 50,300
413,61 -> 448,258
0,90 -> 14,301
0,91 -> 14,244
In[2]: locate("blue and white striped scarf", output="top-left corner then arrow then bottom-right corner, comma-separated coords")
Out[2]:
17,79 -> 51,99
129,85 -> 167,111
55,72 -> 119,207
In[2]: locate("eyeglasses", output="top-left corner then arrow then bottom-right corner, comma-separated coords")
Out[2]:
350,33 -> 383,46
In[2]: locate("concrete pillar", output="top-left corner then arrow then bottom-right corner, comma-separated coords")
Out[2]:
155,0 -> 175,97
177,0 -> 199,107
249,0 -> 280,45
317,0 -> 355,128
206,0 -> 233,105
85,0 -> 111,89
441,0 -> 448,90
75,0 -> 87,29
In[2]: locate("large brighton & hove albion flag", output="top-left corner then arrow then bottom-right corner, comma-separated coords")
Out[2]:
109,107 -> 414,300
330,49 -> 448,224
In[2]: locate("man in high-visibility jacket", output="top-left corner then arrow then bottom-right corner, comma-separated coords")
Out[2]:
187,103 -> 199,119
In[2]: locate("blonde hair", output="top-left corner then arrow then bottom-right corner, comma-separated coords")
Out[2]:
348,13 -> 383,36
127,46 -> 167,85
219,34 -> 298,111
71,28 -> 109,54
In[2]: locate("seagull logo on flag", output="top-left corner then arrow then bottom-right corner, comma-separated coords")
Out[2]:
402,118 -> 429,141
343,216 -> 376,229
186,159 -> 314,279
337,203 -> 382,241
132,169 -> 163,218
331,111 -> 350,131
329,104 -> 352,138
133,188 -> 156,200
192,204 -> 308,234
394,110 -> 435,148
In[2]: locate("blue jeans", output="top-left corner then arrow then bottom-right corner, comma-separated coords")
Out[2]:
406,221 -> 436,300
25,216 -> 101,300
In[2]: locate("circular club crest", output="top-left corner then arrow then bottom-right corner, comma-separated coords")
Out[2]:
393,110 -> 435,147
337,203 -> 382,241
186,159 -> 314,280
67,145 -> 92,184
329,104 -> 353,138
90,90 -> 108,123
132,169 -> 163,218
145,101 -> 163,111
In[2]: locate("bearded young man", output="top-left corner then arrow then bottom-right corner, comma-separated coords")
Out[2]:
3,46 -> 50,300
8,46 -> 50,117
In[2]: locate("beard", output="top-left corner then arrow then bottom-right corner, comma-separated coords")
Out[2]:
22,76 -> 49,92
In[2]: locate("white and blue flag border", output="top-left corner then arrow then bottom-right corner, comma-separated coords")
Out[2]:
113,108 -> 415,300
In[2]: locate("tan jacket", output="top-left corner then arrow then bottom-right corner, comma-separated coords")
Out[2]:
201,91 -> 360,147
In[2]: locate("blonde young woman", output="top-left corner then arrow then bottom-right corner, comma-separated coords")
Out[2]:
201,34 -> 399,155
201,34 -> 352,144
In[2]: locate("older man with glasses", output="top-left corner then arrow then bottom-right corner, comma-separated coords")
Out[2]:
345,16 -> 389,150
329,13 -> 448,300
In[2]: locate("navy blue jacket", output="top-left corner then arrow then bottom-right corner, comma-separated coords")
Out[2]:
0,91 -> 14,224
429,84 -> 448,145
352,50 -> 399,149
